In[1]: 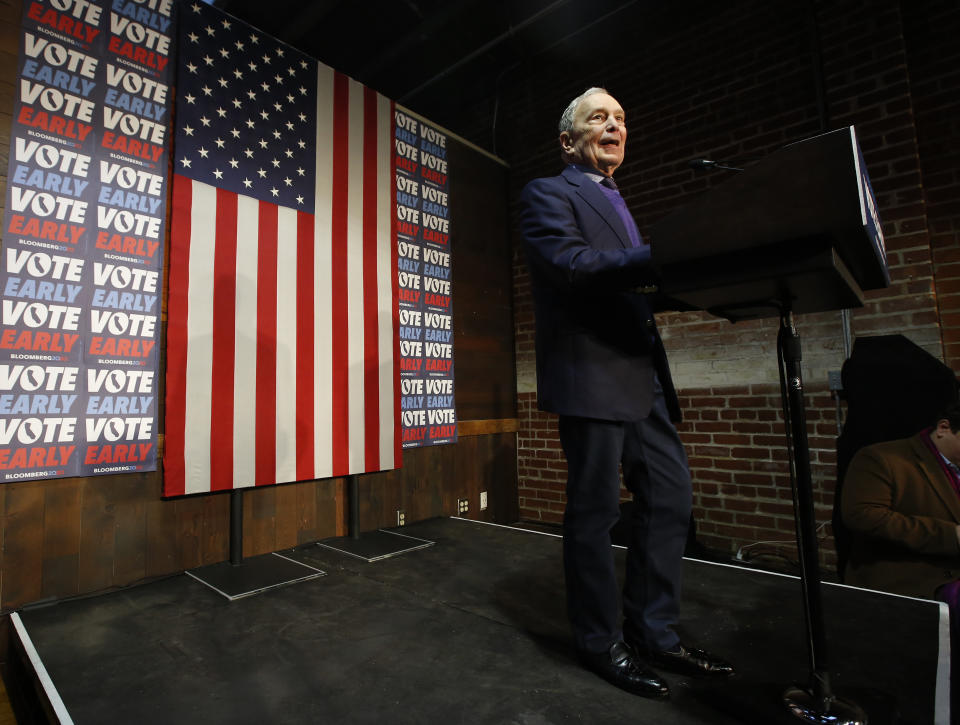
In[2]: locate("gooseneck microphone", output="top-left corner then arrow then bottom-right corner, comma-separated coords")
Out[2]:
687,158 -> 744,172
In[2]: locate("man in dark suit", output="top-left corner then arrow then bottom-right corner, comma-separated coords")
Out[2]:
519,87 -> 733,699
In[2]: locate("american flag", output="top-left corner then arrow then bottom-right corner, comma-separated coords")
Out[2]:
164,2 -> 399,497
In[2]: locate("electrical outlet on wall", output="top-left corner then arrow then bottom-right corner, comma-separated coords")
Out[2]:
458,498 -> 469,515
397,510 -> 405,526
480,491 -> 488,510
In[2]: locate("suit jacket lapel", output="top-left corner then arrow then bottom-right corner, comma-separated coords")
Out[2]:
561,166 -> 633,249
911,434 -> 960,522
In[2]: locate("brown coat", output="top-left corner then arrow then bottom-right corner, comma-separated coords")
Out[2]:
841,433 -> 960,598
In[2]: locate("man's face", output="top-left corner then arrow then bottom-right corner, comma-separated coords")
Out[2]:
933,419 -> 960,465
560,93 -> 627,176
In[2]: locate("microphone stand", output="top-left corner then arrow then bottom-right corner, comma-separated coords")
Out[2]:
777,304 -> 867,725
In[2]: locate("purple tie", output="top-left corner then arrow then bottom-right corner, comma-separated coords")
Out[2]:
598,177 -> 643,249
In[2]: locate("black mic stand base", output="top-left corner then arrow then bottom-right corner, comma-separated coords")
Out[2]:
783,686 -> 868,725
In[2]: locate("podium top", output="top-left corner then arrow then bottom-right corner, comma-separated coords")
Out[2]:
649,126 -> 889,319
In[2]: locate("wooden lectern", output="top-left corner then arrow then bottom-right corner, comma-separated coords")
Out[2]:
649,126 -> 887,725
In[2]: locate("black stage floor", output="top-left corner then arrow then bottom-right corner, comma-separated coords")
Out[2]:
13,518 -> 948,724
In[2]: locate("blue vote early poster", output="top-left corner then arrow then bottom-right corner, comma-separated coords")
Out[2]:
395,108 -> 457,449
0,0 -> 174,481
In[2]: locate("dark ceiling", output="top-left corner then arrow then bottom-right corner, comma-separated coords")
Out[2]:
214,0 -> 652,143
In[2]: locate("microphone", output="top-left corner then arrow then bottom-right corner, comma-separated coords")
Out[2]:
688,158 -> 743,172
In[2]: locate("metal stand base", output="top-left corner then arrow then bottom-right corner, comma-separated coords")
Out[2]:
784,686 -> 869,724
318,529 -> 434,562
186,552 -> 325,601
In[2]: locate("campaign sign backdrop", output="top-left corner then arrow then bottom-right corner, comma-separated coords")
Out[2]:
0,0 -> 173,481
395,109 -> 457,449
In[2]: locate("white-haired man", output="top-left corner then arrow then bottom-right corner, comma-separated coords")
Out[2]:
519,87 -> 734,698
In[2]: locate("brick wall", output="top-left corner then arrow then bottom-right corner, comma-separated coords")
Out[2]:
465,0 -> 953,573
679,383 -> 840,568
903,1 -> 960,367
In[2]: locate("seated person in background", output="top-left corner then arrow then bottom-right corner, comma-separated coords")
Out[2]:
842,402 -> 960,714
841,402 -> 960,599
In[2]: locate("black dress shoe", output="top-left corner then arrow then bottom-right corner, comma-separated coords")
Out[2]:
640,643 -> 735,678
579,641 -> 670,699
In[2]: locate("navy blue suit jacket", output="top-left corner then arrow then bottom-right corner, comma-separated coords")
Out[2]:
520,165 -> 679,422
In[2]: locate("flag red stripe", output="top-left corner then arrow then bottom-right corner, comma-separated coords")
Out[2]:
209,188 -> 238,491
331,72 -> 349,476
164,175 -> 193,497
362,86 -> 380,471
296,210 -> 315,479
255,202 -> 279,485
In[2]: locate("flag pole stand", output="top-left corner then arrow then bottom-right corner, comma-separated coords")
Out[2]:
186,490 -> 326,601
777,305 -> 867,725
230,488 -> 243,565
317,474 -> 434,562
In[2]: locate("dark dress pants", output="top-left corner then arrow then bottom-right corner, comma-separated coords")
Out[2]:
558,376 -> 692,654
